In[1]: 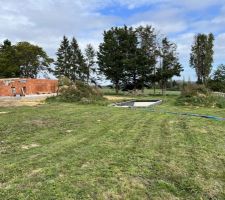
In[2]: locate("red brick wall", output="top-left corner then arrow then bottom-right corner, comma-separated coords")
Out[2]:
0,78 -> 58,96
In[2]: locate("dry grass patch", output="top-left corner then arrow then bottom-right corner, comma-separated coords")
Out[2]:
104,95 -> 132,101
21,143 -> 40,150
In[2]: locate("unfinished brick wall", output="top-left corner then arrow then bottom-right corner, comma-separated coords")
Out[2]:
0,78 -> 58,96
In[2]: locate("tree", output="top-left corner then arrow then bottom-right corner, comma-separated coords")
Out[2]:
190,33 -> 214,85
15,42 -> 53,78
70,37 -> 87,81
98,25 -> 181,94
55,36 -> 71,79
0,39 -> 19,78
157,37 -> 182,95
68,37 -> 87,81
208,64 -> 225,92
55,36 -> 87,82
0,40 -> 53,79
85,44 -> 96,84
98,26 -> 134,94
135,25 -> 157,93
213,64 -> 225,82
121,26 -> 139,91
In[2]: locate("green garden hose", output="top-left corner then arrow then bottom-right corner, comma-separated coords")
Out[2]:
144,108 -> 225,121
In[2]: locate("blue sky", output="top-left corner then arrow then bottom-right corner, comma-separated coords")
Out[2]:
1,0 -> 225,81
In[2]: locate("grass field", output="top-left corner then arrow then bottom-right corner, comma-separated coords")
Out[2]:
101,88 -> 181,96
0,95 -> 225,199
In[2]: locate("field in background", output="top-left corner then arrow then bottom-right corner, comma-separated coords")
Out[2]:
101,87 -> 181,96
0,94 -> 225,199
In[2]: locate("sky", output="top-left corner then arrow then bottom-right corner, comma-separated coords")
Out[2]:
1,0 -> 225,81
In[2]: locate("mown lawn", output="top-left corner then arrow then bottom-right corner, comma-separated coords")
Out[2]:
0,96 -> 225,199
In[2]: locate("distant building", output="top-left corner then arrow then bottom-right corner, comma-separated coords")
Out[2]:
0,78 -> 58,96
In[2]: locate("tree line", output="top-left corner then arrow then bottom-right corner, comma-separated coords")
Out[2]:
98,26 -> 182,94
0,25 -> 225,93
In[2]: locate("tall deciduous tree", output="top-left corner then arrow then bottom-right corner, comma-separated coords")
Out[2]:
208,64 -> 225,92
157,37 -> 182,95
15,42 -> 53,78
0,39 -> 19,78
190,33 -> 214,85
213,64 -> 225,81
85,44 -> 96,84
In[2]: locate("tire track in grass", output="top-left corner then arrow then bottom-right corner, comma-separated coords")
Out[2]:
92,109 -> 166,199
151,116 -> 224,199
34,108 -> 155,199
2,103 -> 225,199
129,114 -> 202,199
1,106 -> 144,196
45,108 -> 160,199
180,118 -> 225,199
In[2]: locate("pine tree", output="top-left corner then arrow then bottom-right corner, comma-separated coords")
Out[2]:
55,36 -> 71,79
70,37 -> 80,81
69,37 -> 87,81
55,36 -> 87,82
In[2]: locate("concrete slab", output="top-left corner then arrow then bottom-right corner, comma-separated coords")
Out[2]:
113,100 -> 162,108
133,102 -> 157,107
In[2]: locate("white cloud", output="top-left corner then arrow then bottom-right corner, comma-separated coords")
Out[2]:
0,0 -> 225,81
0,0 -> 119,57
129,5 -> 187,34
114,0 -> 223,10
214,33 -> 225,63
170,33 -> 196,80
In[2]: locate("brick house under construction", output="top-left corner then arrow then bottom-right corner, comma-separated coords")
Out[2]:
0,78 -> 58,97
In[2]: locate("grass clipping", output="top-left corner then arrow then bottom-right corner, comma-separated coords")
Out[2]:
48,79 -> 105,103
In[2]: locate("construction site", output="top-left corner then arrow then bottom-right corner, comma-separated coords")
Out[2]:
0,78 -> 58,106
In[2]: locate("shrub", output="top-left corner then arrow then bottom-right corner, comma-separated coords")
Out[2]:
208,79 -> 225,93
176,95 -> 225,108
48,79 -> 105,103
181,84 -> 210,97
176,84 -> 225,108
58,76 -> 74,87
215,96 -> 225,108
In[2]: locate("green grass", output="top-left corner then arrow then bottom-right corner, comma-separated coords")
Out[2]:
0,96 -> 225,199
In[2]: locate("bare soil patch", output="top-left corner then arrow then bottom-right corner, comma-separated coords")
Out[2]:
104,95 -> 132,101
0,94 -> 55,107
21,143 -> 40,150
